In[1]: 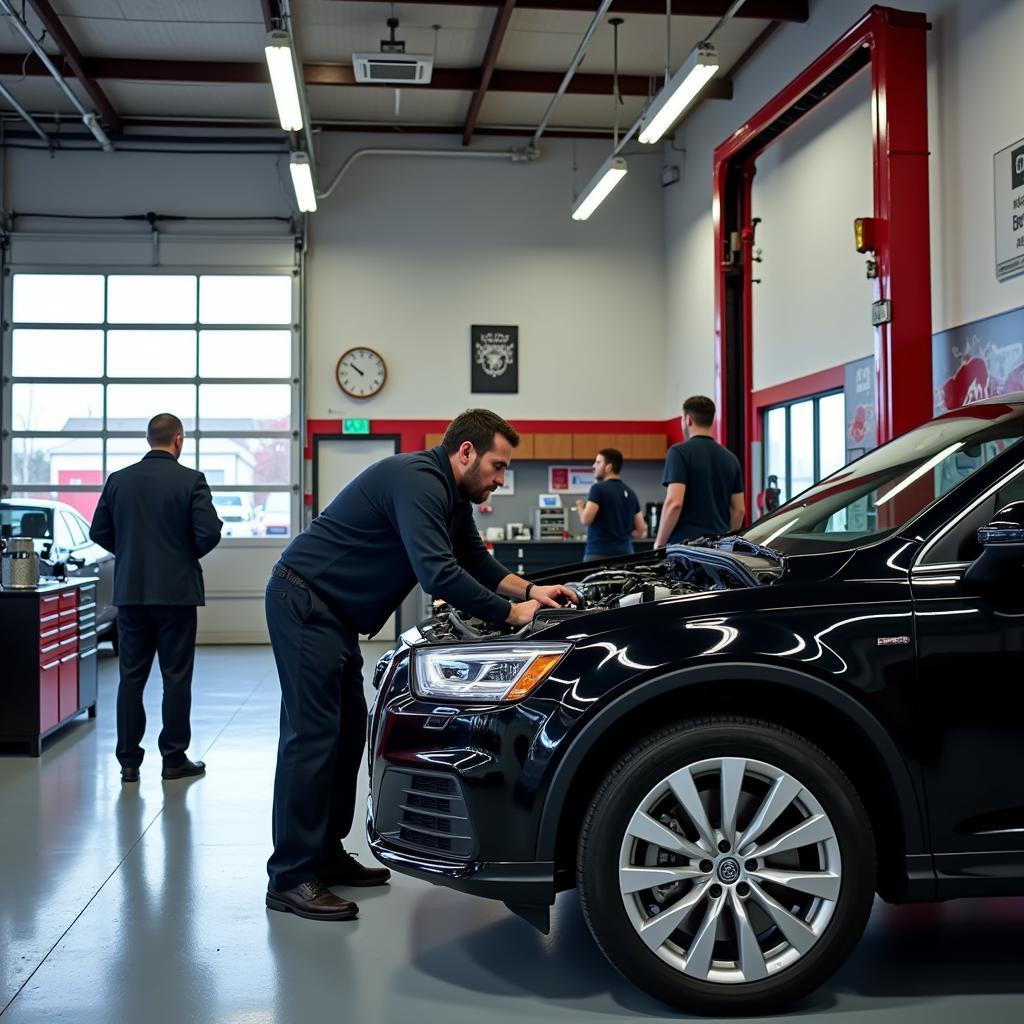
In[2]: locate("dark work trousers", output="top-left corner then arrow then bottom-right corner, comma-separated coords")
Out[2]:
265,575 -> 367,893
116,605 -> 199,770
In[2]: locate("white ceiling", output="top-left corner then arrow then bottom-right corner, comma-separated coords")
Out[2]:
0,1 -> 792,137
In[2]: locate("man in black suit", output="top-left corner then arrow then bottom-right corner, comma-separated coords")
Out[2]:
90,413 -> 222,783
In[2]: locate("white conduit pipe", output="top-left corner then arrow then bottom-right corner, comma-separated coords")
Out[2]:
317,146 -> 534,200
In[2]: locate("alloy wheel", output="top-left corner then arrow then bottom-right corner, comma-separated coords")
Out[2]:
617,756 -> 841,984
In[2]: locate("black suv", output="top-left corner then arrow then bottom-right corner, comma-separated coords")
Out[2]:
367,395 -> 1024,1016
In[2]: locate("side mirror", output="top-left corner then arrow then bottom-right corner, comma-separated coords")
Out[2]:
964,500 -> 1024,585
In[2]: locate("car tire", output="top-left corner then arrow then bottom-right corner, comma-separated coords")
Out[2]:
576,716 -> 875,1016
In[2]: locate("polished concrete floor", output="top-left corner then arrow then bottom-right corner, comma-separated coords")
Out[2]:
1,645 -> 1023,1023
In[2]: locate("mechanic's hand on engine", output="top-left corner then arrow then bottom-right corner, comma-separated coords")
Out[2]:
530,584 -> 581,608
506,599 -> 542,626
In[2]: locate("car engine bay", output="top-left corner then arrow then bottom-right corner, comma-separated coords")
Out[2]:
415,544 -> 778,645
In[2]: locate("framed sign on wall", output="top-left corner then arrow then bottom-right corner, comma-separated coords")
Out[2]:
549,465 -> 595,493
471,325 -> 518,393
995,136 -> 1024,281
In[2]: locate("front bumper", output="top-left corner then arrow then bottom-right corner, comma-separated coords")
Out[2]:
367,801 -> 556,904
366,650 -> 566,907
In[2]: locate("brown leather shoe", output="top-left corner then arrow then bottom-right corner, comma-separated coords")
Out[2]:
266,880 -> 359,921
317,849 -> 391,888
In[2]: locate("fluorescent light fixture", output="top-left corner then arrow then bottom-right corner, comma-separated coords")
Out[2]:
571,155 -> 628,221
265,30 -> 304,132
638,42 -> 719,145
289,152 -> 317,212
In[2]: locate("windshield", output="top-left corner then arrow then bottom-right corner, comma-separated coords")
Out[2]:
214,495 -> 243,507
744,402 -> 1024,555
0,504 -> 54,540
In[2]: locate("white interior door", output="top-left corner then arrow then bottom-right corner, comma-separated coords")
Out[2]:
315,437 -> 399,641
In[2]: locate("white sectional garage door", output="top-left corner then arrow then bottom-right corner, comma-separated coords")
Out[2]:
1,232 -> 303,644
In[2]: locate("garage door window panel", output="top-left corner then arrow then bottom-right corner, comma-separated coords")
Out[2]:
199,385 -> 291,430
199,275 -> 291,325
12,274 -> 104,324
12,330 -> 104,377
107,330 -> 197,378
12,383 -> 104,431
107,384 -> 197,421
15,436 -> 103,488
199,330 -> 291,378
200,438 -> 291,485
107,275 -> 197,325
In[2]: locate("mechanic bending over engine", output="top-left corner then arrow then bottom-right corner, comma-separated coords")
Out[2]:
263,408 -> 579,922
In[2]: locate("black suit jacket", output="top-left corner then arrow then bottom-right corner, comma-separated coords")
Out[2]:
89,451 -> 222,606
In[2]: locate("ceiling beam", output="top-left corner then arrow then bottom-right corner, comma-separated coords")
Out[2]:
463,0 -> 516,146
324,0 -> 807,19
259,0 -> 283,32
24,0 -> 122,133
0,54 -> 733,100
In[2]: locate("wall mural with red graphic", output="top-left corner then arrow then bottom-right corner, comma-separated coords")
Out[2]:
932,304 -> 1024,414
843,355 -> 876,463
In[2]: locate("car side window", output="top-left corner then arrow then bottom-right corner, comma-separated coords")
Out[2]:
53,513 -> 74,552
922,464 -> 1024,566
62,511 -> 88,548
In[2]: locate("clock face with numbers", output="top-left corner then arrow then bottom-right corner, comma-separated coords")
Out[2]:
336,346 -> 386,399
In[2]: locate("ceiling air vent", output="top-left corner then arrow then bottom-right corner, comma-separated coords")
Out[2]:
353,54 -> 433,85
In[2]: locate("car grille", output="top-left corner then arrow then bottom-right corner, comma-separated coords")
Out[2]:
376,769 -> 475,860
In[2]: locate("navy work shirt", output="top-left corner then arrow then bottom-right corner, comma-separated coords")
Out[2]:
662,436 -> 743,542
584,478 -> 641,557
279,446 -> 512,634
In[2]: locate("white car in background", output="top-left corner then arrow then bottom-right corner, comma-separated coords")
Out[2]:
256,491 -> 291,537
211,492 -> 257,537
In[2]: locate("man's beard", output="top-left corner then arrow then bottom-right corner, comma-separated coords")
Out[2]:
460,462 -> 492,504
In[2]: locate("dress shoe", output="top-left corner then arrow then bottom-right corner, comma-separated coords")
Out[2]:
120,766 -> 140,783
161,758 -> 206,780
317,848 -> 391,888
266,880 -> 358,921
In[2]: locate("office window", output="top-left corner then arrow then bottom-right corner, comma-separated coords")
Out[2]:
762,390 -> 846,506
3,272 -> 299,539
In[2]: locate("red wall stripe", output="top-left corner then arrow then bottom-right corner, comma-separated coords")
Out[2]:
304,418 -> 680,461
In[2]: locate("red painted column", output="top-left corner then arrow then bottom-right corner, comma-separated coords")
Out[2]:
870,9 -> 933,442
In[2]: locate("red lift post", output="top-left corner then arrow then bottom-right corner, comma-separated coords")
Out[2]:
712,5 -> 933,503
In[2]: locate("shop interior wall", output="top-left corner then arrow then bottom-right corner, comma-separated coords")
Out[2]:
305,134 -> 667,423
663,0 -> 1024,412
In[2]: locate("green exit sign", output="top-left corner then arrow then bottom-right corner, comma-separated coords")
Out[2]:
343,418 -> 370,435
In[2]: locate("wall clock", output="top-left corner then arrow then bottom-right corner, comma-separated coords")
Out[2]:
336,346 -> 386,399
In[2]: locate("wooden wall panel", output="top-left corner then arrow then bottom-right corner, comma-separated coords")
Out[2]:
532,433 -> 574,459
631,433 -> 668,460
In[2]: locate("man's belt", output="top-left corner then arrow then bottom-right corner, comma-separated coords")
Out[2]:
271,563 -> 310,590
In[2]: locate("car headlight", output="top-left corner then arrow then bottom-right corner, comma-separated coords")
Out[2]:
412,643 -> 570,702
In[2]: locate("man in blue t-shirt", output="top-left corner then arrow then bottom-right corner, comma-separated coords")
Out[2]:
656,395 -> 745,546
575,447 -> 646,560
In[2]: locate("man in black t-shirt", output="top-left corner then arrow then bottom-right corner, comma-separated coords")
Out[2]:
656,396 -> 745,545
575,448 -> 646,560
